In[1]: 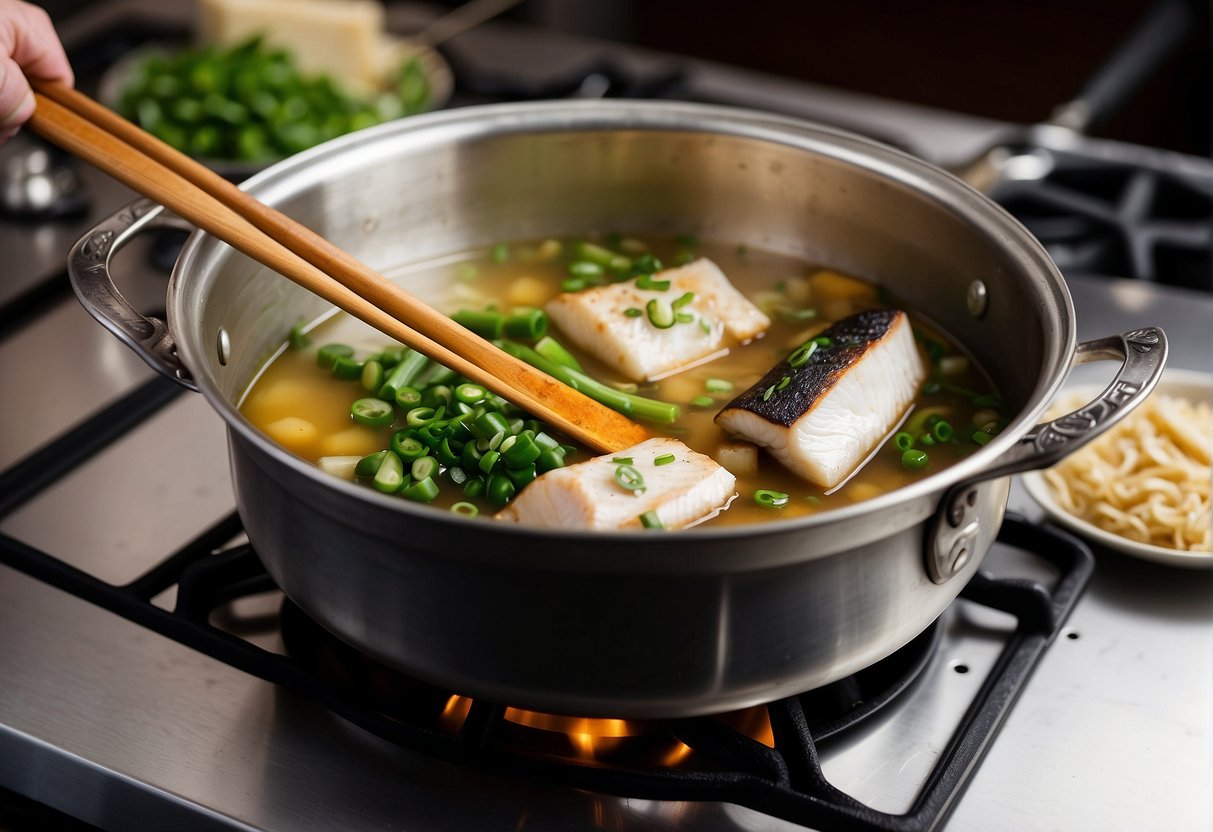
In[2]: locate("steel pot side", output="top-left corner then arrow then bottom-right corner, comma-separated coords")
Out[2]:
68,101 -> 1165,716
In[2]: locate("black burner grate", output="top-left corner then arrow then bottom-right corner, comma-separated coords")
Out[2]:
0,377 -> 1095,832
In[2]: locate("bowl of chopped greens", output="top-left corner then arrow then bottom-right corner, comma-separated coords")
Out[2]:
103,35 -> 451,176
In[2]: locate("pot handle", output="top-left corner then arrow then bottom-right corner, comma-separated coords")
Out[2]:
68,198 -> 198,391
927,326 -> 1167,583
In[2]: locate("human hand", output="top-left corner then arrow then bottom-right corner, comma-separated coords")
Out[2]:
1,0 -> 72,143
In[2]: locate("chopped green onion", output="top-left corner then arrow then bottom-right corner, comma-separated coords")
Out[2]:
639,510 -> 664,529
478,449 -> 501,475
378,349 -> 429,401
645,298 -> 675,329
705,378 -> 733,393
699,318 -> 712,335
454,383 -> 487,404
893,432 -> 914,451
402,476 -> 440,502
919,433 -> 936,446
452,309 -> 504,339
672,291 -> 695,309
450,501 -> 479,517
503,307 -> 549,341
533,335 -> 583,371
405,406 -> 439,428
360,359 -> 384,393
612,457 -> 634,465
471,411 -> 511,442
972,430 -> 993,446
289,323 -> 311,349
502,434 -> 541,468
410,455 -> 438,481
788,341 -> 819,368
653,453 -> 676,466
614,464 -> 646,493
763,385 -> 776,401
574,241 -> 616,266
636,275 -> 671,291
350,397 -> 394,427
776,375 -> 791,391
569,260 -> 604,279
463,478 -> 486,498
624,307 -> 643,318
505,464 -> 537,488
317,343 -> 354,368
372,451 -> 405,494
499,341 -> 680,424
536,447 -> 565,472
354,450 -> 388,479
932,420 -> 954,442
561,277 -> 588,292
632,253 -> 663,275
675,311 -> 695,324
901,449 -> 929,469
486,473 -> 515,507
391,433 -> 427,460
812,336 -> 832,348
754,489 -> 790,507
330,355 -> 364,380
491,242 -> 509,264
394,386 -> 422,408
690,395 -> 715,408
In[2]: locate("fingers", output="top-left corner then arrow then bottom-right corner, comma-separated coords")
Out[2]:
0,55 -> 34,137
3,1 -> 72,87
0,0 -> 72,141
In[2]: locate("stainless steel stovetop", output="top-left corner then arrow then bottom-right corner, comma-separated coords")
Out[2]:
1,2 -> 1210,830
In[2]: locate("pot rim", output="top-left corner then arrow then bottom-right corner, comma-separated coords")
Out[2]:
170,99 -> 1074,549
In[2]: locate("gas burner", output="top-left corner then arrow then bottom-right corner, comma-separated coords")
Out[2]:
279,599 -> 943,770
988,144 -> 1213,290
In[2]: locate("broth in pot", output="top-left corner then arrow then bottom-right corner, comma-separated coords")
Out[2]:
241,234 -> 1004,527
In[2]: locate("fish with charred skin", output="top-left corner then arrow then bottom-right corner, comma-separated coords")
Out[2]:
715,309 -> 926,489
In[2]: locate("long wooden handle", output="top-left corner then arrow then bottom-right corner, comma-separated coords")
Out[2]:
29,84 -> 649,452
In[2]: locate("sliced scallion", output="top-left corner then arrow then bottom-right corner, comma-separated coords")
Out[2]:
639,510 -> 664,529
317,343 -> 354,368
450,501 -> 479,517
901,449 -> 929,469
372,452 -> 405,494
646,298 -> 675,329
705,378 -> 733,393
350,397 -> 394,428
503,307 -> 549,341
653,453 -> 676,466
614,464 -> 646,493
402,476 -> 440,502
452,309 -> 504,340
690,395 -> 715,409
754,489 -> 790,507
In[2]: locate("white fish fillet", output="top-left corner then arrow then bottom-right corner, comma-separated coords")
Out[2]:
544,258 -> 769,381
495,438 -> 736,530
715,309 -> 926,489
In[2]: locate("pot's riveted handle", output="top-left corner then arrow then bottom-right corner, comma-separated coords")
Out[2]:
68,198 -> 198,391
927,326 -> 1167,583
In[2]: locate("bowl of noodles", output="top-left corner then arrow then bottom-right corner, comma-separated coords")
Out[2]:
1022,368 -> 1212,568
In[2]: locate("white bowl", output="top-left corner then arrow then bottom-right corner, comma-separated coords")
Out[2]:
1020,368 -> 1213,569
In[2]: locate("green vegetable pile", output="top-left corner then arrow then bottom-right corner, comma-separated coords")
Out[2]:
305,326 -> 578,514
118,35 -> 431,163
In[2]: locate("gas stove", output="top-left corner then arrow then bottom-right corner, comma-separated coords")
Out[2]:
1,3 -> 1211,830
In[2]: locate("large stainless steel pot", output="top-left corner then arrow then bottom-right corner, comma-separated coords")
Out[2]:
69,101 -> 1165,718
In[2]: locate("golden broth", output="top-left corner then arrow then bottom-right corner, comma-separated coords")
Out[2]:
241,236 -> 1001,526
